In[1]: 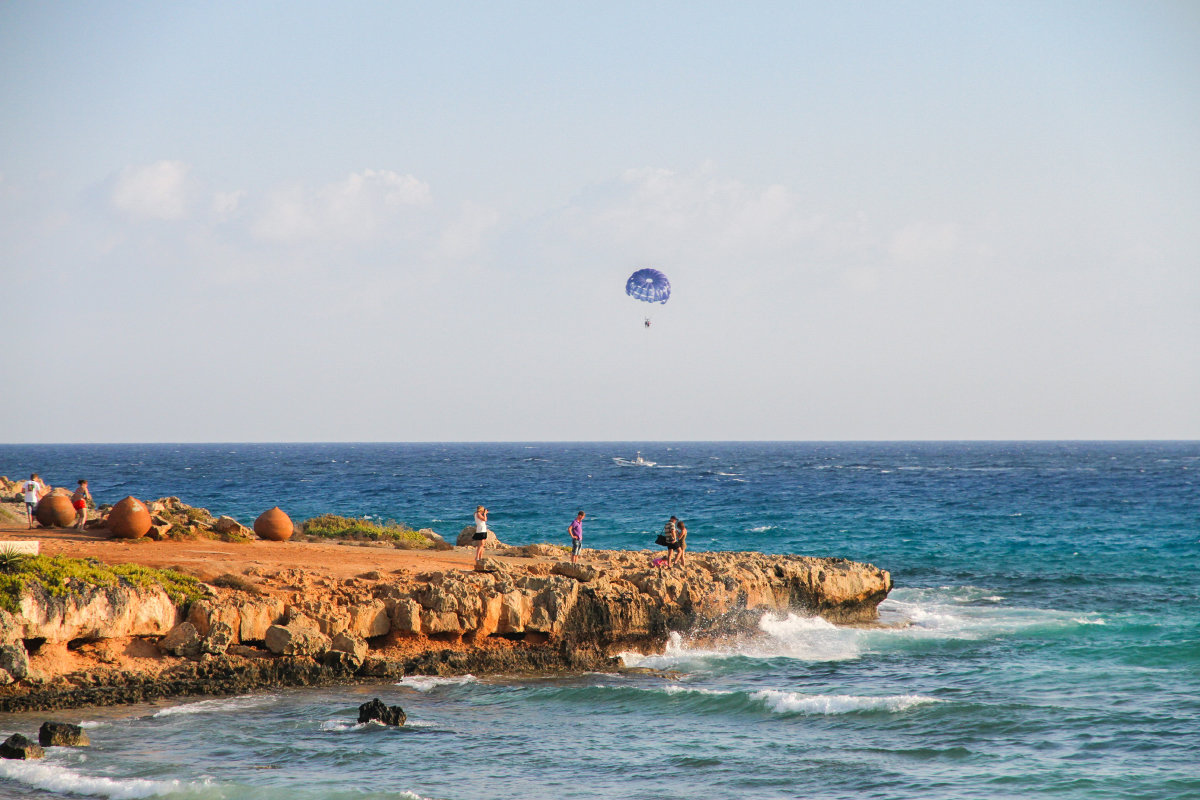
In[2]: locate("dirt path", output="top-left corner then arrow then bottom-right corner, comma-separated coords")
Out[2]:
0,519 -> 479,580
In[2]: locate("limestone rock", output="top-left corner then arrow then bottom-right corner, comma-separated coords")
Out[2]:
213,516 -> 251,537
237,596 -> 286,642
158,622 -> 202,658
390,599 -> 421,635
551,562 -> 598,582
0,733 -> 44,759
18,581 -> 179,643
264,620 -> 331,657
457,525 -> 503,548
38,721 -> 89,747
330,632 -> 368,662
201,621 -> 235,655
322,649 -> 362,673
357,698 -> 406,726
473,556 -> 508,574
348,600 -> 390,639
0,643 -> 30,683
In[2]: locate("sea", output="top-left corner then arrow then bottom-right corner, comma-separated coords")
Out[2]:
0,441 -> 1197,800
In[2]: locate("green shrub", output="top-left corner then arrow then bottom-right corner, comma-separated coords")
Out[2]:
0,555 -> 204,613
299,514 -> 436,550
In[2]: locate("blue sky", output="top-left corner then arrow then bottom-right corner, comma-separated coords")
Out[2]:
2,1 -> 1197,442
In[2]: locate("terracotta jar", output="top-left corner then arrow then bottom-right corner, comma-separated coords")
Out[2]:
254,507 -> 293,541
34,493 -> 77,528
108,496 -> 152,539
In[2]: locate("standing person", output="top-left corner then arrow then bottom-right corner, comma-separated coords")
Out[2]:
675,518 -> 688,567
22,473 -> 45,529
656,516 -> 678,566
567,511 -> 585,564
70,479 -> 92,531
473,505 -> 490,564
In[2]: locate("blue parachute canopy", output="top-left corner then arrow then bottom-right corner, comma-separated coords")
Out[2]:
625,268 -> 671,304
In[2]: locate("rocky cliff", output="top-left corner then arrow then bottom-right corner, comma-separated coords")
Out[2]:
0,548 -> 891,711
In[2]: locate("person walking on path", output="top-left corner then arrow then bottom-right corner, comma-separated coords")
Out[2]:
472,505 -> 490,564
567,511 -> 585,564
70,479 -> 92,531
22,473 -> 45,529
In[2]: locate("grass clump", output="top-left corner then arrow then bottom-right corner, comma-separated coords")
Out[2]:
0,555 -> 205,613
300,514 -> 438,550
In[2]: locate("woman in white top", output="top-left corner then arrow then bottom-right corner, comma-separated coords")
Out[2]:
473,506 -> 489,563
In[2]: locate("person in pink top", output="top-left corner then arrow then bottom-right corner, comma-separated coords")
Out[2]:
567,511 -> 585,564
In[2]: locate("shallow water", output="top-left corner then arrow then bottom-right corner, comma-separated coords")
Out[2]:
1,442 -> 1197,799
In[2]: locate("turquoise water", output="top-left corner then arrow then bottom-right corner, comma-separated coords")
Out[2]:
0,442 -> 1197,799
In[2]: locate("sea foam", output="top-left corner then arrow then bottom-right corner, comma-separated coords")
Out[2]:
751,689 -> 941,715
152,694 -> 277,717
396,674 -> 478,691
0,759 -> 203,799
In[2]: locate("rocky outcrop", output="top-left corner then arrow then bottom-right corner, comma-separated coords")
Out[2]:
0,733 -> 44,759
0,548 -> 891,712
39,721 -> 89,747
358,697 -> 405,726
13,582 -> 180,642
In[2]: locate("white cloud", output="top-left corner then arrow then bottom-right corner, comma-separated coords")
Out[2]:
212,190 -> 244,218
888,222 -> 958,264
570,164 -> 825,256
110,160 -> 193,220
251,169 -> 431,242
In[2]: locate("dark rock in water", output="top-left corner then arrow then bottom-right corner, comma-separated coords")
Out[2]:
357,697 -> 406,726
1,733 -> 45,759
39,721 -> 89,747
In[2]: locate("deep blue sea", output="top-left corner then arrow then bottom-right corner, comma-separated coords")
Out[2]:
0,442 -> 1197,800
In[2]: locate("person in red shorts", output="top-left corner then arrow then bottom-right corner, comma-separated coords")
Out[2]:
70,479 -> 92,530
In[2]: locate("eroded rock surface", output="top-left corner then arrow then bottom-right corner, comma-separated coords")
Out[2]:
0,548 -> 891,711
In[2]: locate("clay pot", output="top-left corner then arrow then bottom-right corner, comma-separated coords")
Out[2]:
108,496 -> 152,539
254,507 -> 293,542
34,493 -> 77,528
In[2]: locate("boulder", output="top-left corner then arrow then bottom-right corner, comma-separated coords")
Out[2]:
201,621 -> 235,655
34,492 -> 76,528
254,507 -> 293,541
551,562 -> 598,582
457,525 -> 503,548
330,632 -> 368,662
390,599 -> 422,635
348,601 -> 390,639
0,643 -> 30,683
158,622 -> 202,658
213,516 -> 251,537
264,621 -> 331,657
473,556 -> 508,574
38,721 -> 89,747
0,734 -> 44,759
322,649 -> 363,673
107,496 -> 152,539
357,698 -> 406,726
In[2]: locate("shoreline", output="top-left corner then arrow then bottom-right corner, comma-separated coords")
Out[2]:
0,497 -> 893,715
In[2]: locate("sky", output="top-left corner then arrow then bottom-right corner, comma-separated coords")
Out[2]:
1,1 -> 1197,443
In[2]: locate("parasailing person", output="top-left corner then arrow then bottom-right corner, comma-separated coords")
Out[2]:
625,268 -> 671,327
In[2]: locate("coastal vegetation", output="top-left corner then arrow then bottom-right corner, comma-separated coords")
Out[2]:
298,514 -> 448,550
0,554 -> 204,613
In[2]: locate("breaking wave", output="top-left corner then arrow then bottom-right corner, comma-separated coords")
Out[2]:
0,759 -> 205,799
